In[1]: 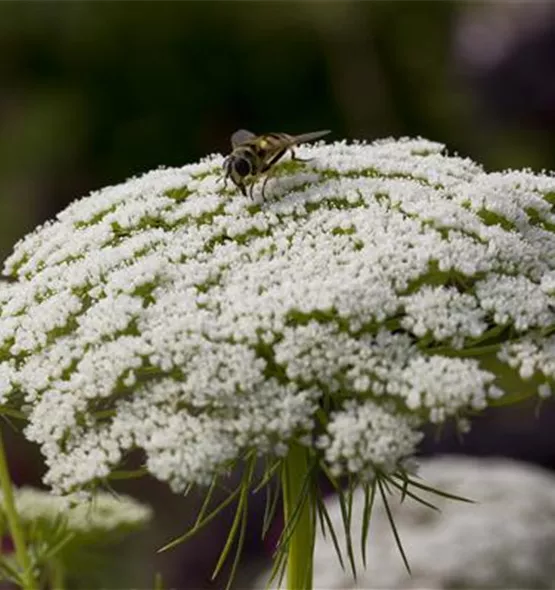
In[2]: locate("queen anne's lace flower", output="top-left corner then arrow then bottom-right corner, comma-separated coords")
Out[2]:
0,137 -> 554,493
0,487 -> 152,533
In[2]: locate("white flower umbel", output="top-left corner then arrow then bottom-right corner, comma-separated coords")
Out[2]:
0,487 -> 152,534
254,456 -> 555,589
0,137 -> 554,497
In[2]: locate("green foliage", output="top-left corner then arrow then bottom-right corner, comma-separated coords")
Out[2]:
0,487 -> 152,589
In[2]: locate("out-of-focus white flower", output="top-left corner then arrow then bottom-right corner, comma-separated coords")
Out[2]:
254,456 -> 555,589
0,137 -> 554,494
0,487 -> 152,533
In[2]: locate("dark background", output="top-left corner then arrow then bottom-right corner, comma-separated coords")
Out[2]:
1,2 -> 555,588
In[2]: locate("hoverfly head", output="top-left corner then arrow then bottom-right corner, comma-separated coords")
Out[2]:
223,144 -> 258,197
231,152 -> 253,180
222,152 -> 251,196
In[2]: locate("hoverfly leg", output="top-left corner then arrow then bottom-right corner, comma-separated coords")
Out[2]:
262,164 -> 281,200
221,160 -> 229,190
248,181 -> 255,200
261,174 -> 272,201
289,148 -> 312,163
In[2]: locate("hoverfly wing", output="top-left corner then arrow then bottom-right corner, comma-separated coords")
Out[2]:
291,130 -> 331,145
231,129 -> 256,148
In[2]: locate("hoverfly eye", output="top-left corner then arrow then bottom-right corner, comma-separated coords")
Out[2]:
233,158 -> 251,178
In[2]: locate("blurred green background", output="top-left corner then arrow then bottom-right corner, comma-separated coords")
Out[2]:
1,2 -> 555,588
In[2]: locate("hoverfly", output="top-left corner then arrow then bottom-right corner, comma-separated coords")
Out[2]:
222,129 -> 330,199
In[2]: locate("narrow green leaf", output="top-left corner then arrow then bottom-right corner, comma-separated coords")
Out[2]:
266,546 -> 288,590
377,476 -> 411,575
315,492 -> 345,570
336,486 -> 357,580
386,476 -> 440,512
223,494 -> 249,590
211,458 -> 255,582
302,508 -> 317,590
393,473 -> 475,504
346,476 -> 354,525
195,477 -> 218,527
379,474 -> 393,495
261,477 -> 274,539
315,488 -> 327,540
253,458 -> 282,494
43,531 -> 76,561
0,556 -> 22,584
158,485 -> 241,552
262,477 -> 281,540
274,460 -> 316,557
399,472 -> 409,503
212,501 -> 244,579
308,489 -> 318,553
360,479 -> 377,568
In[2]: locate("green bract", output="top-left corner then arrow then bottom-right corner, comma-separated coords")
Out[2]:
0,137 -> 553,495
257,457 -> 555,589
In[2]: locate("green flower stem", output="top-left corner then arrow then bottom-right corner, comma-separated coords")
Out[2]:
0,428 -> 37,590
49,559 -> 65,590
282,443 -> 315,590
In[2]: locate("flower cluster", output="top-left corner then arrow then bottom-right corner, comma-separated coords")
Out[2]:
1,486 -> 151,533
0,137 -> 554,493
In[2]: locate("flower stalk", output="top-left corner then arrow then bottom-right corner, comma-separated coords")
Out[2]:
48,559 -> 65,590
0,428 -> 36,590
282,443 -> 315,590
